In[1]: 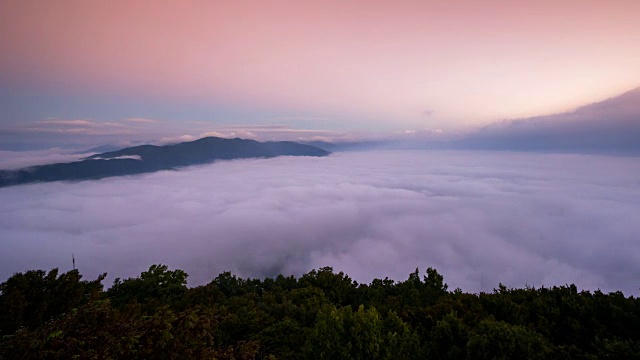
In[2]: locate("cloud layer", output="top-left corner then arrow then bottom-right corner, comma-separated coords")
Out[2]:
1,150 -> 639,294
456,88 -> 640,154
0,149 -> 89,169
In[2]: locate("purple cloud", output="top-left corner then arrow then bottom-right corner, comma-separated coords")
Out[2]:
457,88 -> 640,154
0,150 -> 638,294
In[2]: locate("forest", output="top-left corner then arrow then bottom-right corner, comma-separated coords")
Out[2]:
1,264 -> 638,359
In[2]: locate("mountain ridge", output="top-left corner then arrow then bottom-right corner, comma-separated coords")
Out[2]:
0,137 -> 330,188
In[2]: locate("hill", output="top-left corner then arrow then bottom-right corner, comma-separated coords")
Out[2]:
0,137 -> 329,187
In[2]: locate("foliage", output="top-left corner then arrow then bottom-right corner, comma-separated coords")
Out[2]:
107,264 -> 188,309
1,264 -> 639,359
0,268 -> 104,336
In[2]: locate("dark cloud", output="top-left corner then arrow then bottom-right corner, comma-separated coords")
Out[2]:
422,110 -> 435,117
0,150 -> 639,294
456,88 -> 640,154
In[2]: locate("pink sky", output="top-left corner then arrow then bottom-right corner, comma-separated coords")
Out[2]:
1,0 -> 639,134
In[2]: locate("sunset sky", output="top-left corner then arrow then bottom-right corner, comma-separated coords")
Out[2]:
2,0 -> 640,299
1,0 -> 639,148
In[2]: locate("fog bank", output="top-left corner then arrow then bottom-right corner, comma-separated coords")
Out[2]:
1,150 -> 639,294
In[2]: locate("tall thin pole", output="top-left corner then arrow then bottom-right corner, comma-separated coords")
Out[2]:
72,253 -> 76,270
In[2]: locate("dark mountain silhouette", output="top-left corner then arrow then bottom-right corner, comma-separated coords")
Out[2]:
0,137 -> 330,188
72,144 -> 125,154
301,141 -> 338,152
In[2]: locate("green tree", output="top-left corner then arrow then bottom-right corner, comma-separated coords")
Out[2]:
107,264 -> 188,308
299,267 -> 358,306
0,268 -> 104,336
466,318 -> 551,360
429,312 -> 470,360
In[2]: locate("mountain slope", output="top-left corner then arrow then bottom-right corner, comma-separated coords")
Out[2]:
72,144 -> 125,155
0,137 -> 329,187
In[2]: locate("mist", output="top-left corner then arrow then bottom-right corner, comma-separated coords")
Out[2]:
0,149 -> 91,169
1,150 -> 639,294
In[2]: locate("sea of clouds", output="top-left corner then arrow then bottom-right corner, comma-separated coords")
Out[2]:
1,150 -> 639,294
0,149 -> 90,169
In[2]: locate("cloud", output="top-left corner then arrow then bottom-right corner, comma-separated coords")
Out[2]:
90,155 -> 142,161
39,119 -> 95,126
216,125 -> 291,130
157,134 -> 200,144
422,110 -> 435,117
0,149 -> 90,169
212,125 -> 341,140
156,126 -> 348,144
456,87 -> 640,154
1,150 -> 639,295
15,119 -> 136,136
272,116 -> 331,122
124,118 -> 160,124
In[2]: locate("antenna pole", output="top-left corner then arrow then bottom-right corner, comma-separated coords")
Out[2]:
72,253 -> 76,270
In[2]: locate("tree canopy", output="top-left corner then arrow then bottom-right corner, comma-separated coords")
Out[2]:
1,264 -> 639,359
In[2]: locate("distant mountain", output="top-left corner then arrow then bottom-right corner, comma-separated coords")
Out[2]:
0,137 -> 330,188
72,144 -> 125,154
301,141 -> 338,152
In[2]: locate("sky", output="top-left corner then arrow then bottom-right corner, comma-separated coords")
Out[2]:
1,1 -> 639,294
1,151 -> 639,294
457,87 -> 640,154
1,0 -> 640,149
